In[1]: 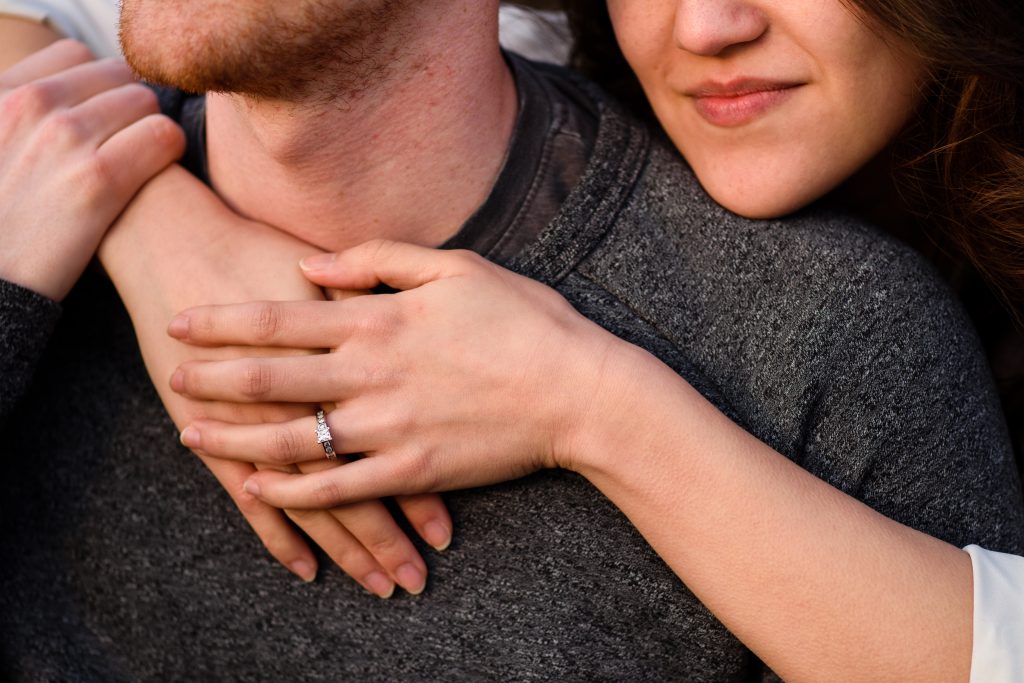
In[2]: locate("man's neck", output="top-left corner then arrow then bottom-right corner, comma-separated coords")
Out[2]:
205,5 -> 517,252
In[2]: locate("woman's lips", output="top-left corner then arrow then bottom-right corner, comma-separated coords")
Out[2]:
690,82 -> 803,128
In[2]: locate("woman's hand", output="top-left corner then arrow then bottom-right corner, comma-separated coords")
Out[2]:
167,239 -> 623,509
101,175 -> 451,595
0,39 -> 184,300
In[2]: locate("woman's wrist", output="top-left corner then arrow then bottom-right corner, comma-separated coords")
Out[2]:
555,333 -> 701,481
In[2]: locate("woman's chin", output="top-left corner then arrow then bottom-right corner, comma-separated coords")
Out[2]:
699,177 -> 826,221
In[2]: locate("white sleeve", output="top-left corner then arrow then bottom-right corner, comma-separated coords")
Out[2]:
965,545 -> 1024,683
498,4 -> 571,66
0,0 -> 119,58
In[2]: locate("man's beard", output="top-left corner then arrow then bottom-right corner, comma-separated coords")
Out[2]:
120,0 -> 405,101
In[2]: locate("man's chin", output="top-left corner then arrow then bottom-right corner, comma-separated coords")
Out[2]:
121,50 -> 259,97
119,0 -> 265,95
119,0 -> 410,99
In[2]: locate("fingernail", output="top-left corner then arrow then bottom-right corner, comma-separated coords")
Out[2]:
290,560 -> 317,583
423,521 -> 452,551
243,479 -> 261,497
170,368 -> 185,393
300,253 -> 336,271
364,571 -> 395,599
179,426 -> 200,449
395,563 -> 426,596
167,315 -> 190,338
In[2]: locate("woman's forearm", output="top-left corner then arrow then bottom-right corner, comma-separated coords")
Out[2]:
573,342 -> 972,683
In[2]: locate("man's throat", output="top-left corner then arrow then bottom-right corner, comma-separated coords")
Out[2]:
202,59 -> 519,253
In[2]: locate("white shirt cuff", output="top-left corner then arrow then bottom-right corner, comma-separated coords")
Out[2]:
965,545 -> 1024,683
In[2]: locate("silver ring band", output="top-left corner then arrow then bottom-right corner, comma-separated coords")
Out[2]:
315,409 -> 337,461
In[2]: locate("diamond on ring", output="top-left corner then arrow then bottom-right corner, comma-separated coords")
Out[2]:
315,409 -> 337,461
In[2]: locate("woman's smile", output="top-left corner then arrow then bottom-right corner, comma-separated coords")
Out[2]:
608,0 -> 926,218
686,78 -> 804,127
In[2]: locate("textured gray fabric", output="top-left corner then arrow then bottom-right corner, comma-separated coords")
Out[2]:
0,278 -> 60,424
2,60 -> 1022,682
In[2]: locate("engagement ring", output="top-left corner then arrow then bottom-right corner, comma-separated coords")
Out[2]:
315,409 -> 337,461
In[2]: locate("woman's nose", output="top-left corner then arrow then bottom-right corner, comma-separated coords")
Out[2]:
673,0 -> 769,56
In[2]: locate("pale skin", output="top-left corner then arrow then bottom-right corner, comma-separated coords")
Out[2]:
0,20 -> 455,596
0,3 -> 981,682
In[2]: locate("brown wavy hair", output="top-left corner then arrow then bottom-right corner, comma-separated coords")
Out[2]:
564,0 -> 1024,460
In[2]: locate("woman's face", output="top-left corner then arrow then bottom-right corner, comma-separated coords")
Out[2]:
607,0 -> 927,218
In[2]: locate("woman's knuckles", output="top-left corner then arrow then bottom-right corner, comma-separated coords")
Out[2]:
268,427 -> 306,465
69,152 -> 121,208
311,478 -> 346,508
41,109 -> 97,151
363,531 -> 408,560
248,302 -> 285,342
144,114 -> 186,154
393,450 -> 440,493
241,360 -> 276,400
1,81 -> 60,121
354,304 -> 402,339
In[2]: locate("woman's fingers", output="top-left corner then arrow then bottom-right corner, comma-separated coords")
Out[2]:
181,410 -> 378,465
1,58 -> 136,124
0,46 -> 180,301
297,457 -> 429,595
0,58 -> 138,146
168,300 -> 351,348
203,453 -> 431,596
202,417 -> 447,593
32,57 -> 137,106
197,454 -> 319,582
245,456 -> 422,510
279,504 -> 395,597
0,38 -> 93,88
72,82 -> 161,145
396,494 -> 454,552
319,501 -> 427,596
171,354 -> 353,403
95,114 -> 185,199
271,485 -> 418,599
300,239 -> 483,291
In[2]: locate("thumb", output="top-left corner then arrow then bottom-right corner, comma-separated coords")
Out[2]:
299,239 -> 474,291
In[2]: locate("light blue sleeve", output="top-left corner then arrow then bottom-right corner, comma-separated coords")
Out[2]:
0,0 -> 119,58
965,545 -> 1024,683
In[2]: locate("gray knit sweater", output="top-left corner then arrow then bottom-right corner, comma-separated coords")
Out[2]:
2,61 -> 1022,682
